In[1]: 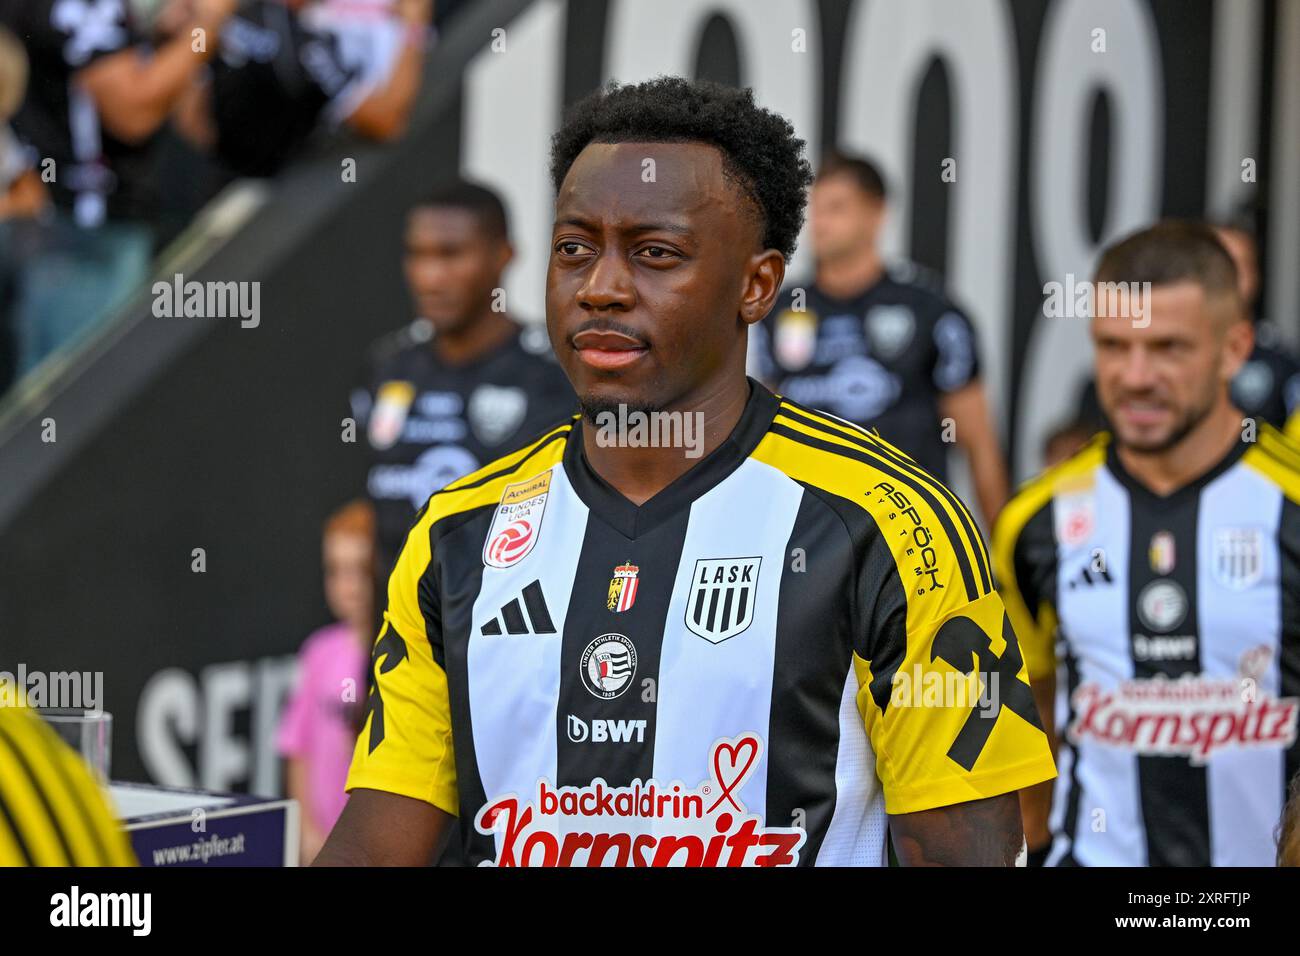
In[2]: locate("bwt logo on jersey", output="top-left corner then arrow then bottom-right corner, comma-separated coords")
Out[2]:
472,732 -> 806,866
686,557 -> 761,643
483,472 -> 551,568
566,715 -> 647,744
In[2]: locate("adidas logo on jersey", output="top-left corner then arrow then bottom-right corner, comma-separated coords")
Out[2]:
1066,564 -> 1114,589
480,580 -> 556,635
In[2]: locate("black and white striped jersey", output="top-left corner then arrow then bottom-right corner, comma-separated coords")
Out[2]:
995,428 -> 1300,866
346,381 -> 1054,866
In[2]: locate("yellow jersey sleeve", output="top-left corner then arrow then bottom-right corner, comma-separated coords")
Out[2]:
859,589 -> 1056,816
851,468 -> 1055,816
344,506 -> 458,816
991,489 -> 1059,682
0,704 -> 137,866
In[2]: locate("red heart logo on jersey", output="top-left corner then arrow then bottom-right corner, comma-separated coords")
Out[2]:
708,735 -> 759,813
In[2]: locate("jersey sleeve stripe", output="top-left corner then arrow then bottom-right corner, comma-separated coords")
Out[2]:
991,484 -> 1055,680
0,719 -> 74,865
0,789 -> 34,866
992,437 -> 1107,679
1244,444 -> 1300,505
767,420 -> 982,602
1257,427 -> 1300,473
776,400 -> 992,592
3,714 -> 114,865
439,421 -> 574,494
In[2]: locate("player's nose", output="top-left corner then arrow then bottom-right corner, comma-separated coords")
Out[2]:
575,248 -> 636,313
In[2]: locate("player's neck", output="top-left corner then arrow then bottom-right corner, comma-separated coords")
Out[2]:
1115,399 -> 1245,497
815,246 -> 883,300
432,309 -> 516,366
580,374 -> 752,506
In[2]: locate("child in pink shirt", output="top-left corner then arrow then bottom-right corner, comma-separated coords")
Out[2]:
278,501 -> 376,865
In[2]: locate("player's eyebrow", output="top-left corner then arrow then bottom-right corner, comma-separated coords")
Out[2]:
553,216 -> 695,238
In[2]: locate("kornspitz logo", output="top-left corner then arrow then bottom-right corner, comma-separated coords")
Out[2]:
474,732 -> 806,866
152,273 -> 260,328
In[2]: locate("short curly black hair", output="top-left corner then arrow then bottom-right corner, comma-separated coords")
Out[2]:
549,76 -> 813,260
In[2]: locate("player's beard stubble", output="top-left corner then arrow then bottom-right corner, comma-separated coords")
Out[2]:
1106,378 -> 1221,456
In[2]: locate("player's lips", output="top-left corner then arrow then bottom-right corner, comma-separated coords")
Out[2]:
1115,400 -> 1170,425
571,329 -> 648,370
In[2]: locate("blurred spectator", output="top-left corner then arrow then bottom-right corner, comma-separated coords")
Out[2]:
0,27 -> 47,222
0,699 -> 137,866
0,0 -> 239,379
174,0 -> 433,178
750,151 -> 1009,526
277,499 -> 375,866
0,25 -> 48,393
354,180 -> 575,581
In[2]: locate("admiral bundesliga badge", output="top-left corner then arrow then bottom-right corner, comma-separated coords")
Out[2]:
606,561 -> 639,613
483,471 -> 551,569
368,380 -> 415,450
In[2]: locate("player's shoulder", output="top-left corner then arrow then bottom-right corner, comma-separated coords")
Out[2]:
996,432 -> 1110,543
418,416 -> 578,530
763,393 -> 923,481
1242,422 -> 1300,504
879,261 -> 956,312
760,395 -> 991,593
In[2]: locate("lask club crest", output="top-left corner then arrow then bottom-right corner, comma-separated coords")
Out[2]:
607,562 -> 639,613
685,557 -> 761,644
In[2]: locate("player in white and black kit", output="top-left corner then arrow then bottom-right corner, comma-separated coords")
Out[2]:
353,181 -> 575,580
750,153 -> 1009,528
995,221 -> 1300,866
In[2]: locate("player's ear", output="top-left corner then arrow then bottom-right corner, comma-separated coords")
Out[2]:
1220,308 -> 1254,382
497,240 -> 515,273
739,249 -> 786,327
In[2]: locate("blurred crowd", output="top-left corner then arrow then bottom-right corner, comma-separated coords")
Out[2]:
0,0 -> 456,395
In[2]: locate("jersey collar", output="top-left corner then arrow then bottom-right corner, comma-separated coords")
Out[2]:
1104,433 -> 1249,507
561,378 -> 780,539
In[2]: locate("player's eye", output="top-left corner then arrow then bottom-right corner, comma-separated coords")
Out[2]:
635,244 -> 678,260
554,240 -> 592,257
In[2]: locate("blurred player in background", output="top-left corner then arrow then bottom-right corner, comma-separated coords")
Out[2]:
995,221 -> 1300,866
751,152 -> 1009,527
1075,215 -> 1300,438
354,179 -> 575,581
320,77 -> 1052,868
277,500 -> 375,865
